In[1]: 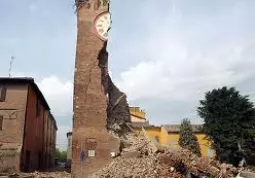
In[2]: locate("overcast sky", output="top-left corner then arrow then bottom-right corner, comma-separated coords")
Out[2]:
1,0 -> 255,149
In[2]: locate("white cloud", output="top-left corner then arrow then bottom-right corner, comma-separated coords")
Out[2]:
117,40 -> 255,101
37,76 -> 73,150
36,76 -> 73,117
56,125 -> 72,151
114,1 -> 255,103
111,1 -> 255,125
11,74 -> 73,117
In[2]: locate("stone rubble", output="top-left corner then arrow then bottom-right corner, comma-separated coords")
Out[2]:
1,134 -> 255,178
88,133 -> 255,178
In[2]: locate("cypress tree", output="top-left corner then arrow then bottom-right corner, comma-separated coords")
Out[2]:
178,118 -> 201,156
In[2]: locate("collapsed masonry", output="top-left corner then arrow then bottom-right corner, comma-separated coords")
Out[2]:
72,2 -> 255,177
97,45 -> 255,178
97,30 -> 255,178
88,133 -> 255,178
98,42 -> 131,137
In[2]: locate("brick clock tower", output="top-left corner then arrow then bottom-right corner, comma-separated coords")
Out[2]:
72,0 -> 119,178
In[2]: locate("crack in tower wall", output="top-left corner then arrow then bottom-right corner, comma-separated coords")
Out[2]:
97,42 -> 132,135
72,1 -> 132,177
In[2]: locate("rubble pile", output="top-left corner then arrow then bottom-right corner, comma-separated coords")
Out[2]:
88,133 -> 250,178
89,133 -> 184,178
28,171 -> 71,178
0,171 -> 72,178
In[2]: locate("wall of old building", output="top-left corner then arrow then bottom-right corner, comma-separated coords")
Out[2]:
48,112 -> 57,168
22,85 -> 47,172
0,80 -> 57,172
43,110 -> 55,169
160,127 -> 214,157
141,126 -> 215,157
42,110 -> 48,169
51,121 -> 57,167
0,84 -> 28,173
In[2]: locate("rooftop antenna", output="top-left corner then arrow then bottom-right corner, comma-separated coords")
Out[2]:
9,56 -> 15,77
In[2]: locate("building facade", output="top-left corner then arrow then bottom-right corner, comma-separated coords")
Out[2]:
129,107 -> 150,129
142,125 -> 214,157
43,111 -> 57,169
0,77 -> 57,173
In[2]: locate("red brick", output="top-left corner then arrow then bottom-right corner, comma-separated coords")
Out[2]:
72,2 -> 119,178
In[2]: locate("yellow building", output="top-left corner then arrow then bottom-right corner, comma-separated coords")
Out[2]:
141,125 -> 214,157
129,107 -> 214,157
129,107 -> 150,129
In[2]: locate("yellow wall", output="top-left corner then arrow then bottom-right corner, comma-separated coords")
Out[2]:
129,106 -> 214,157
142,127 -> 162,143
143,126 -> 214,157
129,107 -> 146,119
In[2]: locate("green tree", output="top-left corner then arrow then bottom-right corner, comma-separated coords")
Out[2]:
178,118 -> 201,156
197,86 -> 255,165
55,148 -> 67,162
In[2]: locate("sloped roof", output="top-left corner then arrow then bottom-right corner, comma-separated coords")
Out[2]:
163,124 -> 203,133
131,121 -> 150,128
130,113 -> 146,120
0,77 -> 50,110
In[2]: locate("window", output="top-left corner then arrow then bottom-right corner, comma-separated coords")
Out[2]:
36,99 -> 40,116
0,87 -> 7,102
0,115 -> 3,131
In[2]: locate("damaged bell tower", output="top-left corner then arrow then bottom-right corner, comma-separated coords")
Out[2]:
72,0 -> 123,177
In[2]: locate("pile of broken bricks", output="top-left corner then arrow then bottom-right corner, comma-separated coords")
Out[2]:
1,133 -> 255,178
89,133 -> 255,178
0,172 -> 71,178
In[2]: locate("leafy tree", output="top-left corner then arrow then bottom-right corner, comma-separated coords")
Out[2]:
197,86 -> 255,165
55,148 -> 67,162
178,118 -> 201,156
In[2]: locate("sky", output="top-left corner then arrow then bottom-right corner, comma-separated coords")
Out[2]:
1,0 -> 255,150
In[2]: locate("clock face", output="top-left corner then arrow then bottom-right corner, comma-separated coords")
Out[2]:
94,12 -> 111,41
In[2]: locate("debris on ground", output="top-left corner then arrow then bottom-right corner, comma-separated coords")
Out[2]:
0,172 -> 71,178
89,133 -> 254,178
1,132 -> 255,178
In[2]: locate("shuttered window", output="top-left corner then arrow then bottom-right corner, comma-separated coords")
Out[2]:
0,115 -> 3,131
0,87 -> 7,102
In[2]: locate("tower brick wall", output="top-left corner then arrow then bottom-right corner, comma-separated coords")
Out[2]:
72,1 -> 119,178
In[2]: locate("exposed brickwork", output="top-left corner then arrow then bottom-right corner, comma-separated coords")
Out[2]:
0,84 -> 28,144
0,84 -> 28,172
0,78 -> 57,173
72,2 -> 119,178
43,112 -> 57,169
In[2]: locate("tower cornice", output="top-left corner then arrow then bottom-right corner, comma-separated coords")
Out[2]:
75,0 -> 109,12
